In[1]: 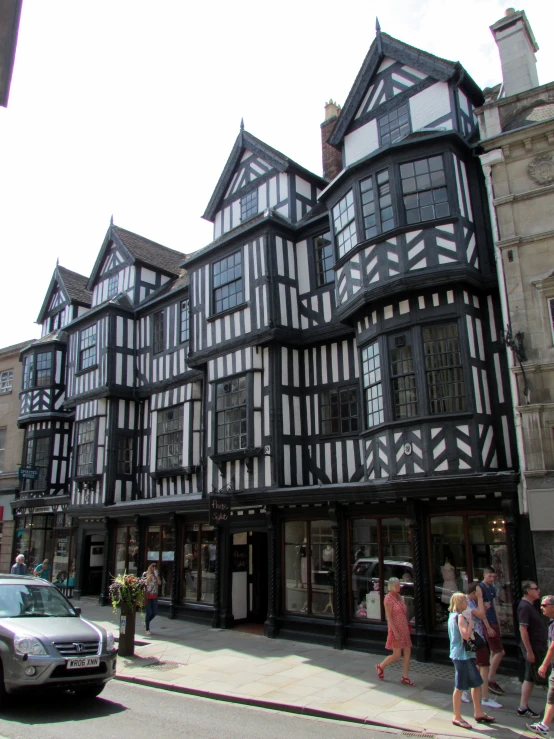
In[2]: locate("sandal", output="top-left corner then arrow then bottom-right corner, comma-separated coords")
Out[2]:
452,719 -> 472,730
401,676 -> 415,686
474,714 -> 495,724
376,663 -> 384,680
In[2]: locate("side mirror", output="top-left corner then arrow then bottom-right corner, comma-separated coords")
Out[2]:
73,607 -> 82,616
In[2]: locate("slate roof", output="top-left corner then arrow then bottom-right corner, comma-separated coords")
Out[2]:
504,102 -> 554,132
202,129 -> 327,223
57,266 -> 92,306
112,226 -> 186,276
0,339 -> 35,357
138,270 -> 190,310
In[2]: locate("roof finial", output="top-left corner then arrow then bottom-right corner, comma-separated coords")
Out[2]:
56,256 -> 59,266
240,117 -> 244,131
376,16 -> 381,33
376,16 -> 383,54
110,213 -> 114,226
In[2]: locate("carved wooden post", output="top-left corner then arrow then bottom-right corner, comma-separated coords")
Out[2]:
407,502 -> 427,662
329,503 -> 344,650
264,505 -> 277,638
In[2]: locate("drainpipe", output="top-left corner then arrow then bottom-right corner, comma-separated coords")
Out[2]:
478,149 -> 528,514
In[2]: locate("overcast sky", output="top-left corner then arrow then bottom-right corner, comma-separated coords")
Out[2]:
0,0 -> 553,348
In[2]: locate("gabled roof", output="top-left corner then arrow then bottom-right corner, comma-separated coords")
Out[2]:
36,266 -> 92,324
329,30 -> 483,147
87,223 -> 186,290
202,129 -> 327,223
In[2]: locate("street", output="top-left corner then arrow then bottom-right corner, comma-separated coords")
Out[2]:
0,682 -> 399,739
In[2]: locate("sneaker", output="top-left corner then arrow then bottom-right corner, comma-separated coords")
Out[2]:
462,691 -> 471,703
489,681 -> 505,695
482,698 -> 503,709
518,708 -> 541,718
526,723 -> 549,736
145,630 -> 152,636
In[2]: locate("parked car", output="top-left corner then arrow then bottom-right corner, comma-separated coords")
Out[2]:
0,574 -> 117,701
352,558 -> 414,604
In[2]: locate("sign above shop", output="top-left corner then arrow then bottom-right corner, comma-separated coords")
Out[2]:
209,495 -> 231,526
18,467 -> 39,481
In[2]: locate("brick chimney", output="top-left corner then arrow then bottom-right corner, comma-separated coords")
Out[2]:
490,8 -> 539,97
321,100 -> 343,182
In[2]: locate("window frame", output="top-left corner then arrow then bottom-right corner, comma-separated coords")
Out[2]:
332,189 -> 358,259
78,325 -> 97,372
215,375 -> 247,454
153,311 -> 165,355
0,370 -> 13,394
116,434 -> 133,475
240,190 -> 258,221
361,340 -> 384,429
75,419 -> 97,478
212,251 -> 244,316
35,351 -> 53,387
156,405 -> 183,471
180,299 -> 190,344
422,322 -> 467,415
320,385 -> 359,437
181,523 -> 217,604
107,272 -> 119,299
22,432 -> 51,491
313,231 -> 334,288
400,154 -> 450,226
389,332 -> 419,420
378,103 -> 411,147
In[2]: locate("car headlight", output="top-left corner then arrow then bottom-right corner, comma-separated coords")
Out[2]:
14,636 -> 47,656
106,631 -> 115,651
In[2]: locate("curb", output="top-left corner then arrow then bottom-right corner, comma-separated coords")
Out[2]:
114,673 -> 415,731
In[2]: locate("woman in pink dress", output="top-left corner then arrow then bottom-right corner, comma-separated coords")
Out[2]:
376,577 -> 414,686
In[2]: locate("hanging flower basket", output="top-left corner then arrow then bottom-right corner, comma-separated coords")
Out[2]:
108,572 -> 147,613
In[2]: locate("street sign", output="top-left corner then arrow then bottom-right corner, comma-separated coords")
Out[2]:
209,495 -> 231,526
18,467 -> 39,481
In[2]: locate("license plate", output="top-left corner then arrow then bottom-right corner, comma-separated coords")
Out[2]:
67,656 -> 100,670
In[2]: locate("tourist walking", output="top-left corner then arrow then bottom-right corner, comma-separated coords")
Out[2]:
527,595 -> 554,736
518,581 -> 548,719
143,563 -> 161,637
448,591 -> 495,730
375,577 -> 414,686
479,567 -> 505,696
10,554 -> 26,575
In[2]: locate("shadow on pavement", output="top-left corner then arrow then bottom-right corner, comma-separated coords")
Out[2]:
0,693 -> 126,724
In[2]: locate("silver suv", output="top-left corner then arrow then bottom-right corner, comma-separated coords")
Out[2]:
0,575 -> 117,698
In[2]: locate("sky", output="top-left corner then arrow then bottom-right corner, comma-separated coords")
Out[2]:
0,0 -> 553,348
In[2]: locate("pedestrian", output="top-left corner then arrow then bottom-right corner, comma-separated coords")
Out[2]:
461,581 -> 502,709
527,595 -> 554,736
375,577 -> 414,686
518,580 -> 548,719
448,591 -> 495,730
479,566 -> 506,696
33,559 -> 51,580
143,563 -> 161,637
10,554 -> 27,575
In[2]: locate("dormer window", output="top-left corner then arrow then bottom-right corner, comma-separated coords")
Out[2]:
107,273 -> 118,298
241,190 -> 257,221
378,104 -> 411,146
333,190 -> 357,258
401,155 -> 449,224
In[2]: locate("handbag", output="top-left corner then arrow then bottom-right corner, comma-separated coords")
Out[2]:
463,631 -> 485,652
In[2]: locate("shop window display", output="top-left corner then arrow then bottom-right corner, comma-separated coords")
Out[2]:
284,520 -> 334,616
52,527 -> 75,588
182,524 -> 216,604
146,524 -> 175,599
430,514 -> 514,634
114,525 -> 139,577
15,515 -> 54,574
350,518 -> 414,624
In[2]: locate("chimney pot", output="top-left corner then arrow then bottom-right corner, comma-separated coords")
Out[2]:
505,7 -> 515,15
490,9 -> 539,97
321,100 -> 342,181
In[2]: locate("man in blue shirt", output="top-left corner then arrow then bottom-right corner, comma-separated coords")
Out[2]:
33,559 -> 51,580
480,567 -> 506,695
527,596 -> 554,736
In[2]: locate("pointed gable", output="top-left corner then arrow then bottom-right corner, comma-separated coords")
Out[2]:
36,266 -> 91,324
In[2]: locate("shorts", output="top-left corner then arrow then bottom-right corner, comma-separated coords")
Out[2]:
453,658 -> 484,691
475,640 -> 490,668
523,650 -> 548,685
485,622 -> 503,654
548,673 -> 554,706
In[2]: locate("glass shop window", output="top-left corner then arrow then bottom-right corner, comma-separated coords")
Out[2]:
350,518 -> 414,624
114,525 -> 139,576
182,524 -> 216,604
430,514 -> 514,634
146,524 -> 175,599
52,531 -> 75,587
284,520 -> 334,617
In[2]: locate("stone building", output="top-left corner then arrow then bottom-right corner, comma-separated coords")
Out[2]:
475,8 -> 554,593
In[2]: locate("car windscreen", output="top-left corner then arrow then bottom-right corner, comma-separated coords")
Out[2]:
0,584 -> 78,618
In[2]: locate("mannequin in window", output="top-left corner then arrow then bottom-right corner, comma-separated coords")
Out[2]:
295,538 -> 308,587
441,557 -> 457,604
322,542 -> 334,570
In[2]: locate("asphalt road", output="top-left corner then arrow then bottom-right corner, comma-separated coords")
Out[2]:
0,681 -> 398,739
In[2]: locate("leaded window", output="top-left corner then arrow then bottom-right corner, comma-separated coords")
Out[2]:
362,341 -> 383,428
153,311 -> 164,354
107,273 -> 118,298
333,190 -> 357,258
36,352 -> 52,387
400,155 -> 449,224
241,190 -> 258,221
216,377 -> 247,453
117,436 -> 133,475
79,326 -> 97,371
378,104 -> 410,146
24,435 -> 51,490
23,355 -> 34,389
156,407 -> 183,470
213,252 -> 243,314
360,170 -> 394,239
76,420 -> 96,476
423,323 -> 466,414
180,299 -> 190,343
390,338 -> 418,419
314,232 -> 333,287
0,370 -> 13,394
321,386 -> 359,435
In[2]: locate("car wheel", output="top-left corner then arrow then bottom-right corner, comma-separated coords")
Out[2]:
74,683 -> 105,700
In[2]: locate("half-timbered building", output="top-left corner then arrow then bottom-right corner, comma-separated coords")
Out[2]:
14,25 -> 533,662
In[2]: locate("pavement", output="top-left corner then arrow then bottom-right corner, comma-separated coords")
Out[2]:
78,598 -> 545,739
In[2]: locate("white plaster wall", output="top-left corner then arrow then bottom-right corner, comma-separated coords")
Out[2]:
344,119 -> 379,166
409,81 -> 451,131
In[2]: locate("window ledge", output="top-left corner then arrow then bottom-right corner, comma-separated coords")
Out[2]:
210,448 -> 265,464
75,365 -> 98,377
74,474 -> 101,483
150,466 -> 201,482
207,303 -> 247,323
359,410 -> 473,437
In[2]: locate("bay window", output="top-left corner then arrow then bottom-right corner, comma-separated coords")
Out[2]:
333,190 -> 357,258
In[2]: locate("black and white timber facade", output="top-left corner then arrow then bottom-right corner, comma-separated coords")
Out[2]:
13,27 -> 536,663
